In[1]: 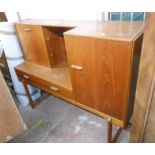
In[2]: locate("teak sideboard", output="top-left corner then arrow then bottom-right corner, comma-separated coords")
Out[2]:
14,20 -> 144,142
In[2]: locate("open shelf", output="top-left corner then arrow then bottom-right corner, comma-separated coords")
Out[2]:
42,26 -> 73,68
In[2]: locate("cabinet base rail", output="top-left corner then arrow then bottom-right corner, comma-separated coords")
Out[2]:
22,79 -> 123,143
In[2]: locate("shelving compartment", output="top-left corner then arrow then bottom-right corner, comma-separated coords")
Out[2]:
42,26 -> 73,67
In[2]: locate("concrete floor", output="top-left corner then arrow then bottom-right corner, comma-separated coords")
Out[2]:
10,95 -> 130,143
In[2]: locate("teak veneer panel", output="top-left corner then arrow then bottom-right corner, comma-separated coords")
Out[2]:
15,24 -> 51,68
64,35 -> 143,121
94,39 -> 132,121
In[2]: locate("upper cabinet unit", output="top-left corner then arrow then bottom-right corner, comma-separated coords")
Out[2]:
15,24 -> 73,68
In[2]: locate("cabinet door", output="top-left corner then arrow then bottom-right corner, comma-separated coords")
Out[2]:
15,24 -> 51,68
65,36 -> 132,120
94,39 -> 132,120
65,36 -> 97,109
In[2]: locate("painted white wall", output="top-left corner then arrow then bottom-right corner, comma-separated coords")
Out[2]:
19,11 -> 102,20
4,0 -> 108,21
5,11 -> 107,22
5,12 -> 103,22
5,12 -> 19,22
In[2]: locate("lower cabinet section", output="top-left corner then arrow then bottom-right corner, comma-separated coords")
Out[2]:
15,63 -> 124,128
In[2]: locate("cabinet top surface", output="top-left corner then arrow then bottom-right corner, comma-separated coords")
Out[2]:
15,19 -> 144,41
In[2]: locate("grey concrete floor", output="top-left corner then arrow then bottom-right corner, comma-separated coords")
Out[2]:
10,96 -> 130,143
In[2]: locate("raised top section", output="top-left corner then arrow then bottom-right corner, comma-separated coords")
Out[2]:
15,19 -> 144,41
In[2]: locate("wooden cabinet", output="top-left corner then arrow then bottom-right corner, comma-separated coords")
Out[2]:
15,20 -> 144,129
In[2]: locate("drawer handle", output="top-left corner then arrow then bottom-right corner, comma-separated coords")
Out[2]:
50,86 -> 59,91
24,28 -> 32,32
23,75 -> 30,79
71,65 -> 83,70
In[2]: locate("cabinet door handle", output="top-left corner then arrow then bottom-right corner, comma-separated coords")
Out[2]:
46,37 -> 50,41
23,75 -> 30,79
50,86 -> 59,91
71,65 -> 83,70
24,28 -> 32,32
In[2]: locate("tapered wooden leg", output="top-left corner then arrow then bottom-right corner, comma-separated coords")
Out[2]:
112,126 -> 122,143
21,79 -> 49,109
22,79 -> 35,108
107,118 -> 112,142
107,118 -> 122,143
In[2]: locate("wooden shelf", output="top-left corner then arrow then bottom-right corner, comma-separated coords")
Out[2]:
16,61 -> 72,91
42,26 -> 72,67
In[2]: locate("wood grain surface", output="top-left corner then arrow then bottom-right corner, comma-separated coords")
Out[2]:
15,24 -> 51,68
65,35 -> 141,121
0,72 -> 25,142
15,20 -> 144,128
130,13 -> 155,142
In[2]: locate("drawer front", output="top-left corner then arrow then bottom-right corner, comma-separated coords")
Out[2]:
16,69 -> 73,100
